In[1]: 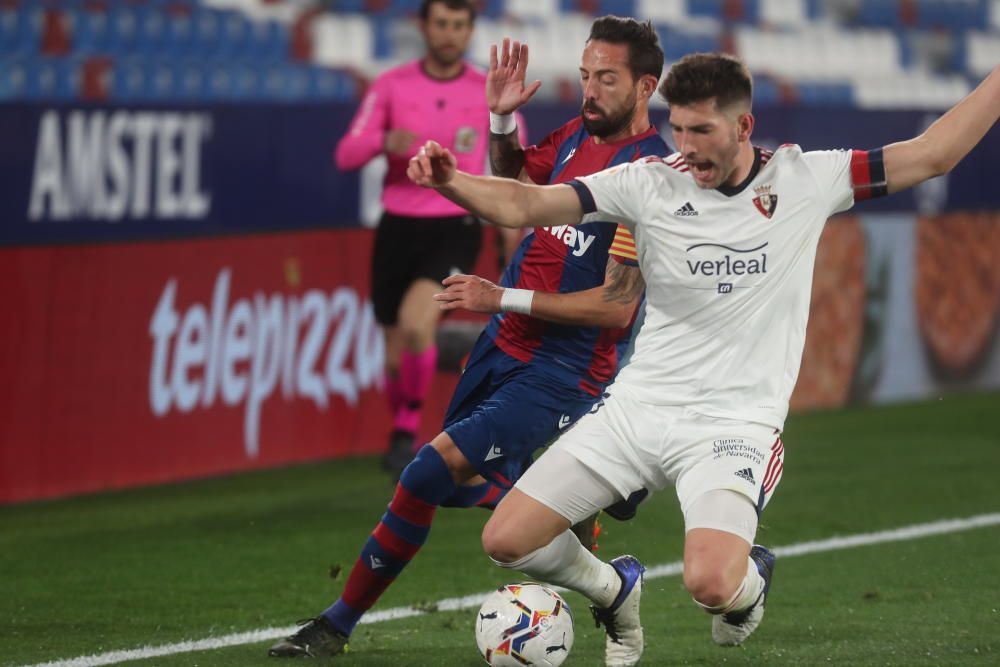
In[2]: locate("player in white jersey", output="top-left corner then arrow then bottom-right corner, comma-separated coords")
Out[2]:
408,53 -> 1000,665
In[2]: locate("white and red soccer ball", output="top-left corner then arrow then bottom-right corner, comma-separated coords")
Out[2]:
475,583 -> 574,666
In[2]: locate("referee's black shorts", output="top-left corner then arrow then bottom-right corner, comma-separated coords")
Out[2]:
371,211 -> 482,326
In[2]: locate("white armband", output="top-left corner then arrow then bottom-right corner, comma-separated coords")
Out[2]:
499,288 -> 534,315
489,112 -> 517,135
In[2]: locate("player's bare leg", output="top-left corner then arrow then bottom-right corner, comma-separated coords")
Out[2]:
683,491 -> 775,646
382,278 -> 443,476
484,451 -> 645,667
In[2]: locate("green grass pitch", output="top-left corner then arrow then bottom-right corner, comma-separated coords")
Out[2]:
2,391 -> 999,666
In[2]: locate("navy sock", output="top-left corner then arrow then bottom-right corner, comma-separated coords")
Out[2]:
322,445 -> 456,636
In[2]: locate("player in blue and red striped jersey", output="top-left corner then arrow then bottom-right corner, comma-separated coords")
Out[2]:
268,16 -> 668,660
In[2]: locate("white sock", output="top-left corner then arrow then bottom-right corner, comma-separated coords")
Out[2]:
494,530 -> 621,608
696,556 -> 765,615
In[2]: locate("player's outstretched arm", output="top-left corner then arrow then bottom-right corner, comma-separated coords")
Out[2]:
884,65 -> 1000,194
487,39 -> 541,180
408,141 -> 583,229
434,259 -> 644,329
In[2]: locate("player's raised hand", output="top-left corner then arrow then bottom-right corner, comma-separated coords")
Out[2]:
433,274 -> 504,313
486,38 -> 542,115
408,141 -> 457,188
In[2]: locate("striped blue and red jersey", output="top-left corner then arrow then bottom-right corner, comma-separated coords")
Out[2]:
485,117 -> 670,395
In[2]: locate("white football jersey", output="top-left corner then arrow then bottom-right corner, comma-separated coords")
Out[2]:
571,145 -> 887,429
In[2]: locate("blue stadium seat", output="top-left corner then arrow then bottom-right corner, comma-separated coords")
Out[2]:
111,58 -> 150,101
281,64 -> 311,101
0,5 -> 42,57
688,0 -> 726,20
0,59 -> 28,100
308,66 -> 341,100
657,24 -> 721,61
372,16 -> 395,59
915,0 -> 988,31
598,0 -> 637,17
246,18 -> 287,62
136,8 -> 171,58
162,12 -> 196,59
174,61 -> 210,100
479,0 -> 506,18
190,8 -> 224,59
331,0 -> 367,12
751,76 -> 780,106
146,59 -> 180,99
230,63 -> 263,100
69,8 -> 110,57
23,58 -> 79,100
796,82 -> 854,106
308,67 -> 357,101
106,4 -> 144,56
216,10 -> 252,60
384,0 -> 423,17
857,0 -> 901,28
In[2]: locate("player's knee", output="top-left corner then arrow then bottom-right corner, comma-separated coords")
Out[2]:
684,560 -> 738,609
481,517 -> 529,565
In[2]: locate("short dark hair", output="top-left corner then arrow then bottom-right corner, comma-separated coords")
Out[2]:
419,0 -> 476,22
587,15 -> 664,83
659,52 -> 753,111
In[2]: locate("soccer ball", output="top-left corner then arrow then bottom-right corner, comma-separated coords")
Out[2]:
475,583 -> 574,666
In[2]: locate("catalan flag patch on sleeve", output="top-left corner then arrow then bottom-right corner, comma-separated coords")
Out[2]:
850,148 -> 888,201
609,224 -> 638,266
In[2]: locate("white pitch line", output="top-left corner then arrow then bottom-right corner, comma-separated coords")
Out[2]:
21,512 -> 1000,667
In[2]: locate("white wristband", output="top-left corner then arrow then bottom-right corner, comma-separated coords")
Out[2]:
489,112 -> 517,135
499,288 -> 534,315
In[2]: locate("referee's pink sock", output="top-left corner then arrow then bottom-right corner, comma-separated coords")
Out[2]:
394,345 -> 437,436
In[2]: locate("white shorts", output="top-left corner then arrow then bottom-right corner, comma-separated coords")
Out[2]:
519,384 -> 785,517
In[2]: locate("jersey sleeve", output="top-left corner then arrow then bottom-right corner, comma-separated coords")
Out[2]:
334,75 -> 390,171
567,160 -> 650,227
802,148 -> 888,213
608,225 -> 638,266
522,127 -> 562,184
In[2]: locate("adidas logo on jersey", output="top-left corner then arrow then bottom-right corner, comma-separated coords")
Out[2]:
675,202 -> 698,216
735,468 -> 756,484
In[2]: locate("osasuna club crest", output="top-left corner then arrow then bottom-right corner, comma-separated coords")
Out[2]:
752,184 -> 778,219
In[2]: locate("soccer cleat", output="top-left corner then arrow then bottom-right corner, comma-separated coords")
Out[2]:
604,488 -> 650,522
712,544 -> 776,646
590,555 -> 645,667
381,429 -> 415,479
268,616 -> 349,658
570,512 -> 603,552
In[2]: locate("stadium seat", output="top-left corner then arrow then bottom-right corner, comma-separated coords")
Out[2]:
111,58 -> 151,101
0,59 -> 28,100
0,4 -> 42,57
914,0 -> 987,31
106,4 -> 144,56
69,7 -> 111,57
23,58 -> 79,100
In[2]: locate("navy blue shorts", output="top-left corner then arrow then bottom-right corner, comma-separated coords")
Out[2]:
443,335 -> 600,489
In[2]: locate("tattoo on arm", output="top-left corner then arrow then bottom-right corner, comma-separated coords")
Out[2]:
489,131 -> 526,178
603,259 -> 645,304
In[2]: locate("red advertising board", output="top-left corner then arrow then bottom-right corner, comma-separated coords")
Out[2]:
0,228 -> 489,504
